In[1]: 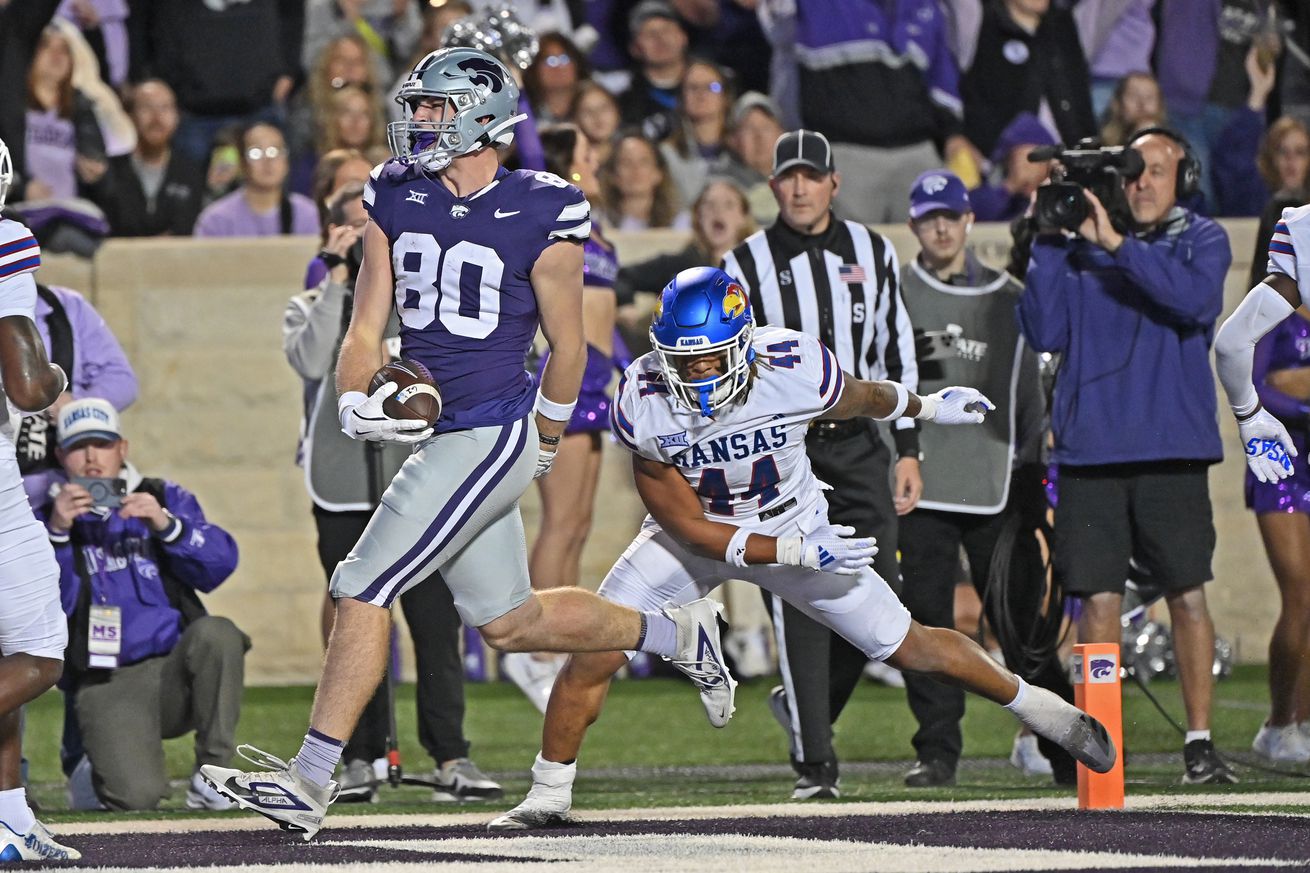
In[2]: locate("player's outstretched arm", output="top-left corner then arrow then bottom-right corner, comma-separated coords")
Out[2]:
1214,272 -> 1302,482
823,376 -> 994,426
632,456 -> 876,575
0,314 -> 66,412
532,240 -> 587,473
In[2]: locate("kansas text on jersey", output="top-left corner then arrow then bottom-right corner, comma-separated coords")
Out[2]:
610,327 -> 844,532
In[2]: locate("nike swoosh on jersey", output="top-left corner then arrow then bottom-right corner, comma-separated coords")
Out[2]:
494,208 -> 520,218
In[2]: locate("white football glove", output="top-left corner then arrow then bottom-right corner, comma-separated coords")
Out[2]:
339,382 -> 433,444
1238,407 -> 1297,483
916,386 -> 995,425
776,525 -> 879,576
534,448 -> 557,479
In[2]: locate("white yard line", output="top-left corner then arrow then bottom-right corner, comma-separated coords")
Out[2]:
54,791 -> 1310,836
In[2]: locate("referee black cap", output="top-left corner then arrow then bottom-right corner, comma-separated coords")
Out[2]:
772,129 -> 835,176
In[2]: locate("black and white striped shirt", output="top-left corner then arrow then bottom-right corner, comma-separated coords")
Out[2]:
723,215 -> 920,456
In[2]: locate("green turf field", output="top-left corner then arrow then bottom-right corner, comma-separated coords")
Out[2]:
25,664 -> 1310,820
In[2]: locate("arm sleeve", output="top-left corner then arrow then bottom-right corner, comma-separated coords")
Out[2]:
156,484 -> 239,593
64,291 -> 137,410
283,284 -> 347,380
1253,328 -> 1310,424
1111,220 -> 1230,328
1016,237 -> 1074,353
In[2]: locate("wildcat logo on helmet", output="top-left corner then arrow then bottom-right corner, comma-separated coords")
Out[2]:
722,284 -> 746,319
453,57 -> 505,93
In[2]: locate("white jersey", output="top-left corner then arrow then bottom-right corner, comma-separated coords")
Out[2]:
1268,204 -> 1310,300
610,326 -> 845,536
0,219 -> 41,457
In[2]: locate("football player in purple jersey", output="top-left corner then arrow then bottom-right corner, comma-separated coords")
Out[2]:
202,49 -> 734,841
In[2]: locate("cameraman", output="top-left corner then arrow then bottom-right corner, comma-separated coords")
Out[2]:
283,183 -> 499,803
1017,130 -> 1234,784
46,398 -> 245,810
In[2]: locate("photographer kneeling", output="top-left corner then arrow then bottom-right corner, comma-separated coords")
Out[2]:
44,399 -> 245,810
1017,130 -> 1235,784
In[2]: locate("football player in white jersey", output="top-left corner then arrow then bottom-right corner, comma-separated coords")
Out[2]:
1214,204 -> 1307,482
491,267 -> 1118,828
0,139 -> 80,861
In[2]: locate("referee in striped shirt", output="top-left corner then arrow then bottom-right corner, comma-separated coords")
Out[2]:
723,130 -> 920,800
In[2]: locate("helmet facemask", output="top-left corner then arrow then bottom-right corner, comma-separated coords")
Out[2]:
653,321 -> 755,417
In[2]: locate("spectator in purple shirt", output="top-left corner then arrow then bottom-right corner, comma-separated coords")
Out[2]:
193,122 -> 319,238
17,282 -> 137,509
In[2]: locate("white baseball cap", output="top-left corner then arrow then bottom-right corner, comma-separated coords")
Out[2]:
57,398 -> 122,450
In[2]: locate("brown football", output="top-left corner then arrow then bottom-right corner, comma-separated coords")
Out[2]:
369,360 -> 442,426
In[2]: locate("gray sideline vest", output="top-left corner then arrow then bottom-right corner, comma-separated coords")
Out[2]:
305,310 -> 411,511
901,257 -> 1029,513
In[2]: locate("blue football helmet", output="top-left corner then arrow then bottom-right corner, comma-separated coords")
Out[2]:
650,267 -> 756,416
388,47 -> 527,172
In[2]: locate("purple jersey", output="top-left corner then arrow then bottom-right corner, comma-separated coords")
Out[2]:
584,234 -> 618,288
364,161 -> 591,432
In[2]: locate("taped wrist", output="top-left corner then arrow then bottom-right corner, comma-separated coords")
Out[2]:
724,527 -> 752,567
873,382 -> 910,421
913,391 -> 939,421
775,536 -> 803,567
338,391 -> 367,429
535,390 -> 577,422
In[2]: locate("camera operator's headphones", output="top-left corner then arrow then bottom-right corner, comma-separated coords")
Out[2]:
1127,127 -> 1201,199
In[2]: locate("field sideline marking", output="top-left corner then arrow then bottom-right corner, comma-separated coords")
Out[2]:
53,791 -> 1310,836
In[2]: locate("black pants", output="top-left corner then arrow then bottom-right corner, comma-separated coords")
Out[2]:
314,506 -> 469,764
763,424 -> 900,767
898,467 -> 1075,779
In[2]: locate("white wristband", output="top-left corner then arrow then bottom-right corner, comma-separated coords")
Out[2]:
338,390 -> 367,429
873,382 -> 910,421
724,527 -> 752,567
775,536 -> 802,567
534,390 -> 578,422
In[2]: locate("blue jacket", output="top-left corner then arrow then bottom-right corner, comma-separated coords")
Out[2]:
47,472 -> 239,669
1017,210 -> 1229,466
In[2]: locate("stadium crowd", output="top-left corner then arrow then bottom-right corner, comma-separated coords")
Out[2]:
0,0 -> 1308,816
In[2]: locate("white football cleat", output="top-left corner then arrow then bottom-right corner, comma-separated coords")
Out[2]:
1009,732 -> 1054,776
199,746 -> 338,841
664,598 -> 737,728
186,771 -> 237,811
488,756 -> 575,831
1252,723 -> 1310,764
0,819 -> 80,861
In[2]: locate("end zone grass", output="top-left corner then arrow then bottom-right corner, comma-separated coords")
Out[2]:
25,665 -> 1309,821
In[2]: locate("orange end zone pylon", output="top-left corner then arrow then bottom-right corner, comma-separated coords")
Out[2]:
1072,642 -> 1125,809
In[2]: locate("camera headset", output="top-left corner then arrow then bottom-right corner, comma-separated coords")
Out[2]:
1125,127 -> 1201,199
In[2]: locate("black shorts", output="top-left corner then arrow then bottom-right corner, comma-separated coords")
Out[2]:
1053,461 -> 1216,597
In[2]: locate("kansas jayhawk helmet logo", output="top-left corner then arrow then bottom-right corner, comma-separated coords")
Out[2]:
722,284 -> 746,319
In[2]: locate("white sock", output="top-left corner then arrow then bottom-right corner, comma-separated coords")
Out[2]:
0,788 -> 34,834
1004,678 -> 1076,740
1185,730 -> 1211,744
